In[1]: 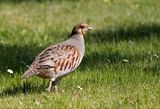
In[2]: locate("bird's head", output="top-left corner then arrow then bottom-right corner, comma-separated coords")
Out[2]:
71,23 -> 93,37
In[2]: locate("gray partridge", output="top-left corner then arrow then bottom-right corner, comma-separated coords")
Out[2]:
21,23 -> 92,92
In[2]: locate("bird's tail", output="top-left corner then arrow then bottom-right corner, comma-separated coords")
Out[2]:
21,69 -> 35,80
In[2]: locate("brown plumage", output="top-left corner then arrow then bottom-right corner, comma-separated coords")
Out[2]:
22,23 -> 92,92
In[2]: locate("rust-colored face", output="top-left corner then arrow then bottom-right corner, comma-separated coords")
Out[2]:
71,23 -> 93,36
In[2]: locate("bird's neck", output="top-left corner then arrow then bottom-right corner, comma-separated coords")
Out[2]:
70,34 -> 85,55
71,34 -> 84,40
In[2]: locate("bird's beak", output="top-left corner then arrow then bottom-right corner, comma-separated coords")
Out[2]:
88,26 -> 93,30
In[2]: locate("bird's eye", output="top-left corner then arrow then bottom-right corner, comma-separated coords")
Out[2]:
80,25 -> 85,29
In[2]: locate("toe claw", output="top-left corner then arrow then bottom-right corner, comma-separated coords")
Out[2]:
45,88 -> 51,93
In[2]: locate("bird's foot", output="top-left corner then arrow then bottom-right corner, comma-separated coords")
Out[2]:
45,88 -> 51,93
54,85 -> 58,92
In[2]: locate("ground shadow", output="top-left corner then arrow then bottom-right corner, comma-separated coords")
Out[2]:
80,51 -> 160,75
87,23 -> 160,43
0,44 -> 43,75
0,82 -> 46,97
0,23 -> 160,74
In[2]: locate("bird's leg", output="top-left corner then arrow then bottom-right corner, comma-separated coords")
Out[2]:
54,84 -> 58,92
52,81 -> 59,92
42,79 -> 45,89
22,78 -> 27,93
46,78 -> 55,92
45,80 -> 52,92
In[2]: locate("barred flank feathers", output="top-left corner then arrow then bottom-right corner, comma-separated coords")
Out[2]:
21,69 -> 35,79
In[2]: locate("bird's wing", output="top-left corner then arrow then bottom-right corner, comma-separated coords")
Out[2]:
33,44 -> 80,73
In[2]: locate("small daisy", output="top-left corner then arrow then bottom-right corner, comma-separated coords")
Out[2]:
77,86 -> 83,90
122,59 -> 129,63
7,69 -> 14,74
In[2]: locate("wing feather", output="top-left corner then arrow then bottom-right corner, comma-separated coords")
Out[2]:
32,44 -> 80,73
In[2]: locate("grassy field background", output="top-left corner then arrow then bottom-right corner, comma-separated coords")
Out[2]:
0,0 -> 160,108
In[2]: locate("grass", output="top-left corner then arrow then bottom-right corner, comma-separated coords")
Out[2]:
0,0 -> 160,108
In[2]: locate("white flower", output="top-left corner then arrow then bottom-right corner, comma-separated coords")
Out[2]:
35,101 -> 40,105
77,86 -> 83,90
122,59 -> 129,63
7,69 -> 13,74
153,54 -> 159,58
